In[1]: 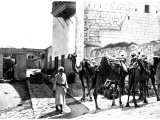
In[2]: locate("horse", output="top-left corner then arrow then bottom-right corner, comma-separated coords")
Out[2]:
67,53 -> 98,101
91,56 -> 128,109
126,58 -> 149,107
138,59 -> 160,101
153,56 -> 160,90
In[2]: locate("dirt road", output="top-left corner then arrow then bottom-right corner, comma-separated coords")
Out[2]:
0,81 -> 30,111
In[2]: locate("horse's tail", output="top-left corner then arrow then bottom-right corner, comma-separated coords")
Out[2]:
91,68 -> 99,89
86,68 -> 98,97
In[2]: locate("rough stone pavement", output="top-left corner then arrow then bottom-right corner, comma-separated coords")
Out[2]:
26,80 -> 71,119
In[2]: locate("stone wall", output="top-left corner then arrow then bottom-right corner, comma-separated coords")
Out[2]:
52,16 -> 76,58
84,0 -> 160,56
51,0 -> 160,76
91,41 -> 160,64
0,54 -> 3,79
0,48 -> 27,80
44,46 -> 52,70
14,53 -> 27,80
75,1 -> 85,66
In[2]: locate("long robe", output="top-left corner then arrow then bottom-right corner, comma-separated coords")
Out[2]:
54,72 -> 68,106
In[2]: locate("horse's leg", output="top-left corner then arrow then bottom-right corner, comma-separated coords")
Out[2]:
142,79 -> 148,104
93,88 -> 100,110
126,72 -> 132,107
146,78 -> 150,97
150,75 -> 160,101
119,79 -> 123,106
132,71 -> 139,107
139,82 -> 143,100
112,80 -> 117,106
86,75 -> 93,101
79,73 -> 86,101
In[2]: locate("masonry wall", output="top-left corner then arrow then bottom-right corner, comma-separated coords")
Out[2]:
84,0 -> 160,55
75,1 -> 85,65
52,16 -> 76,58
52,1 -> 85,75
45,46 -> 53,69
91,41 -> 160,64
14,53 -> 27,80
0,54 -> 3,79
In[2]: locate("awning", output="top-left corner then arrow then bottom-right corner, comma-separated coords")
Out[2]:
51,1 -> 76,20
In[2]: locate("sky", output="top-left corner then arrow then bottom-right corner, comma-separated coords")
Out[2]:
0,0 -> 151,49
0,0 -> 53,49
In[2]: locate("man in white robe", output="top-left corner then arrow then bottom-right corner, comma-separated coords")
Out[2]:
54,66 -> 68,113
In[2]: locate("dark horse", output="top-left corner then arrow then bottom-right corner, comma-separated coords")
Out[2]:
91,56 -> 128,109
153,56 -> 160,90
67,53 -> 98,101
139,59 -> 160,101
126,58 -> 150,107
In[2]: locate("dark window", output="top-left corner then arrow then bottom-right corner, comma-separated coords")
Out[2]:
128,16 -> 130,20
32,56 -> 34,59
135,8 -> 137,11
61,55 -> 65,68
28,56 -> 31,59
55,56 -> 58,71
49,56 -> 52,69
156,11 -> 158,14
145,5 -> 150,13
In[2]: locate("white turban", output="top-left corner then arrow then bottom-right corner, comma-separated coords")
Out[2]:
58,66 -> 64,71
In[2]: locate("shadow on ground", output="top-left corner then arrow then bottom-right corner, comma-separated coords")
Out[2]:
9,80 -> 31,101
39,93 -> 89,119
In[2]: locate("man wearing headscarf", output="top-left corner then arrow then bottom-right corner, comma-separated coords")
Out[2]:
54,66 -> 68,113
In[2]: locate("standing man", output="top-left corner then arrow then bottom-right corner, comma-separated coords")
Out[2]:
54,66 -> 68,113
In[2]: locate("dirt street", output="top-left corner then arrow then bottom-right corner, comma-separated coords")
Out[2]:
0,80 -> 160,119
0,81 -> 34,119
0,81 -> 30,110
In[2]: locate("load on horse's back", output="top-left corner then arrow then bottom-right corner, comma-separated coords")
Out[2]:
91,56 -> 128,109
126,53 -> 160,107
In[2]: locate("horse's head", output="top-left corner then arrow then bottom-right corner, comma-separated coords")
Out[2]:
83,58 -> 94,70
67,53 -> 80,73
67,53 -> 77,63
153,56 -> 160,70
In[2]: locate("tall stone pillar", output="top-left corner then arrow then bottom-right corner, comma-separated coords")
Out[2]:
0,54 -> 3,79
75,1 -> 84,66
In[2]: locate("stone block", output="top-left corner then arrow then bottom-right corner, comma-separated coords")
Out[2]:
0,54 -> 3,79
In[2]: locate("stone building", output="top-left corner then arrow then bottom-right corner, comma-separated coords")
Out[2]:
51,1 -> 84,75
26,48 -> 44,69
0,48 -> 45,80
44,46 -> 53,70
84,0 -> 160,58
0,48 -> 27,80
51,0 -> 160,74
